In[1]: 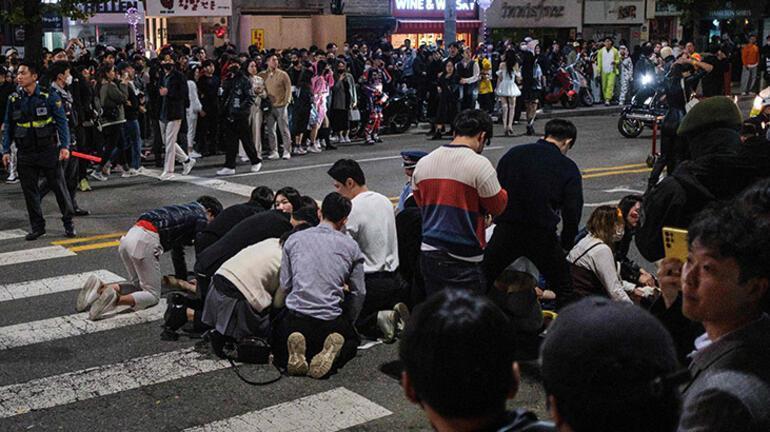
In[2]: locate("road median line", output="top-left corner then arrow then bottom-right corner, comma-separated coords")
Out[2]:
583,167 -> 652,179
68,240 -> 121,253
582,163 -> 648,173
51,232 -> 125,245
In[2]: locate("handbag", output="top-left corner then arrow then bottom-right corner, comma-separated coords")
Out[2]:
259,96 -> 272,113
208,330 -> 282,386
349,109 -> 361,122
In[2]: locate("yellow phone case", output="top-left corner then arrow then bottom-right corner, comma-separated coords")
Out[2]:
663,227 -> 689,262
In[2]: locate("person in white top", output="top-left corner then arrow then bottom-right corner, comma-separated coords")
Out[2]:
496,50 -> 522,136
327,159 -> 407,342
566,205 -> 633,303
186,66 -> 203,155
247,63 -> 267,157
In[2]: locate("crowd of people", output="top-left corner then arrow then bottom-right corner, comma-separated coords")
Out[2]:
1,32 -> 770,431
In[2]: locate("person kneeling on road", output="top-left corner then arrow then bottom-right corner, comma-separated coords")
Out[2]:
77,196 -> 222,320
186,207 -> 320,345
273,192 -> 365,379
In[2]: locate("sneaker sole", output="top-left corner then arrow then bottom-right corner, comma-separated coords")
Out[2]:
76,275 -> 101,312
308,333 -> 344,379
88,288 -> 117,321
394,303 -> 410,336
287,332 -> 309,376
377,311 -> 397,343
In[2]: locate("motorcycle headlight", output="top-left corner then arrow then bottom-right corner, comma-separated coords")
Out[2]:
644,97 -> 653,105
753,96 -> 764,112
641,74 -> 653,86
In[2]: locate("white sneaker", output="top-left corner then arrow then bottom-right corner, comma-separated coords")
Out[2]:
282,151 -> 291,160
76,275 -> 102,312
189,150 -> 203,159
88,287 -> 118,320
307,143 -> 322,153
250,163 -> 263,172
121,168 -> 139,178
90,171 -> 108,182
216,167 -> 236,176
239,156 -> 250,163
182,158 -> 196,175
267,152 -> 280,160
5,174 -> 19,184
343,136 -> 352,143
330,136 -> 339,142
136,166 -> 147,174
159,172 -> 176,181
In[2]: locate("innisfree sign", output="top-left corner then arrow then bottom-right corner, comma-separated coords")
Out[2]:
486,0 -> 581,28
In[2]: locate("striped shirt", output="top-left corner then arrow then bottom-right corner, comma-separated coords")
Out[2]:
412,144 -> 508,262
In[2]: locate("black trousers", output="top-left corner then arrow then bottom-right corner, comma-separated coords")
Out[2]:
356,271 -> 406,337
40,156 -> 79,210
271,308 -> 359,370
18,157 -> 74,232
224,117 -> 261,168
483,223 -> 577,309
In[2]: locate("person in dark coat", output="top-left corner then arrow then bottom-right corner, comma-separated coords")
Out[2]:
431,61 -> 460,140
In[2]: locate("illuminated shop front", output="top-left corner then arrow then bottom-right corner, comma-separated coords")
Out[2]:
390,0 -> 480,47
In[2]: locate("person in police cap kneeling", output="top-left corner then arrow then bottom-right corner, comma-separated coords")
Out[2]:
2,61 -> 76,241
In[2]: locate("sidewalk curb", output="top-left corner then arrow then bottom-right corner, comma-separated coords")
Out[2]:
538,106 -> 622,119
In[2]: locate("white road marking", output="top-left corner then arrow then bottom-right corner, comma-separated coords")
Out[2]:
584,200 -> 622,208
0,229 -> 27,241
0,245 -> 75,268
139,145 -> 507,194
0,347 -> 229,419
185,387 -> 392,432
0,299 -> 167,350
0,270 -> 123,303
603,187 -> 645,194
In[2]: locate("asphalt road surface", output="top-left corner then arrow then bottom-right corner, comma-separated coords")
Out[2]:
0,111 -> 670,431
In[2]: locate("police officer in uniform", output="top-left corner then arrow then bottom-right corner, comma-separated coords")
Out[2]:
2,62 -> 76,241
40,61 -> 89,216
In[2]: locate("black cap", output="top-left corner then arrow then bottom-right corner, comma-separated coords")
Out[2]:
541,297 -> 679,401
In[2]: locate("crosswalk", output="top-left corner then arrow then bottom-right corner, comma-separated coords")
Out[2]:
0,231 -> 396,430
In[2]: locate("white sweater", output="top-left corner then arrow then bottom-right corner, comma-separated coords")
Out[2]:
567,234 -> 633,303
215,238 -> 282,312
346,191 -> 399,273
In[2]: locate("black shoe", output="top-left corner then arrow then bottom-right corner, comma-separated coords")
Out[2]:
374,136 -> 383,143
73,208 -> 90,217
526,125 -> 535,136
163,302 -> 188,332
64,227 -> 77,238
25,230 -> 46,241
326,142 -> 338,150
430,132 -> 443,140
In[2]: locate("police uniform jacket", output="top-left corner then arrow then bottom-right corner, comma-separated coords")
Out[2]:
2,84 -> 70,168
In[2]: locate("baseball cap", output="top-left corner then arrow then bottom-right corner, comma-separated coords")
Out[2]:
541,297 -> 681,401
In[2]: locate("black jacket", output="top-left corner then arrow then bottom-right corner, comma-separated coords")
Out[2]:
160,69 -> 187,121
636,128 -> 763,261
195,202 -> 265,255
194,210 -> 292,277
495,140 -> 583,250
222,72 -> 254,120
138,202 -> 208,252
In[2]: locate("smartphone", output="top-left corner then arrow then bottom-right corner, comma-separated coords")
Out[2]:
663,227 -> 689,262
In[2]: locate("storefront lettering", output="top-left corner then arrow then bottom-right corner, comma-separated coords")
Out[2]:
394,0 -> 475,12
499,0 -> 564,22
80,1 -> 139,14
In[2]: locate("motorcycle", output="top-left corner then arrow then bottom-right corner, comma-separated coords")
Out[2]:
617,74 -> 667,138
566,63 -> 594,107
351,85 -> 419,137
544,66 -> 579,109
750,86 -> 770,118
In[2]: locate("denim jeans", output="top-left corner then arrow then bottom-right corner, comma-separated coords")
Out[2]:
420,250 -> 486,297
123,119 -> 142,170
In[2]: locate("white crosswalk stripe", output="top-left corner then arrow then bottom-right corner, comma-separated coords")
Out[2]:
0,245 -> 75,267
0,347 -> 229,419
0,299 -> 166,350
185,387 -> 392,432
0,229 -> 27,241
0,270 -> 122,302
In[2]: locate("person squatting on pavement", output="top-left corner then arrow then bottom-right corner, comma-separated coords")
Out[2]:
77,196 -> 222,320
2,61 -> 76,241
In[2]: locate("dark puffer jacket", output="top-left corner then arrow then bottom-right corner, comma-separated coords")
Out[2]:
138,202 -> 208,252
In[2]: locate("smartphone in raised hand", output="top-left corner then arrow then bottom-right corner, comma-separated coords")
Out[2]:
662,227 -> 688,262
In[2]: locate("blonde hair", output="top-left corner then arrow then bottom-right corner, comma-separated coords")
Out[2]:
586,206 -> 623,249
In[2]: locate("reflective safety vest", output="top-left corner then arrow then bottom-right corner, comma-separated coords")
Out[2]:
9,90 -> 57,152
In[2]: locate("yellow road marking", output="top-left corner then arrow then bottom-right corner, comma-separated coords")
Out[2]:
582,163 -> 648,173
52,232 -> 125,245
583,168 -> 652,179
68,240 -> 121,252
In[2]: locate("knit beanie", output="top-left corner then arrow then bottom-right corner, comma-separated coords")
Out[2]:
677,96 -> 742,136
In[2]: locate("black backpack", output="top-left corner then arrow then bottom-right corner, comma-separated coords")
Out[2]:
207,330 -> 282,385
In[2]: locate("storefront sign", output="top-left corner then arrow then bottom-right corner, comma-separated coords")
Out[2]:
583,1 -> 645,25
147,0 -> 232,17
74,1 -> 145,25
487,0 -> 581,28
251,29 -> 265,50
43,12 -> 64,32
392,0 -> 477,19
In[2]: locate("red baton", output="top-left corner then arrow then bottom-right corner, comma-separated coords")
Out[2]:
71,151 -> 102,163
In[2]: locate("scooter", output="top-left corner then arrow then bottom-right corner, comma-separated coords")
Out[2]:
544,66 -> 579,109
617,74 -> 668,138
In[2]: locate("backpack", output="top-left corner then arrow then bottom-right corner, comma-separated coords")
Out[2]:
208,330 -> 282,386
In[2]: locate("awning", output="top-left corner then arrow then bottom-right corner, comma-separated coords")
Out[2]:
396,19 -> 481,33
